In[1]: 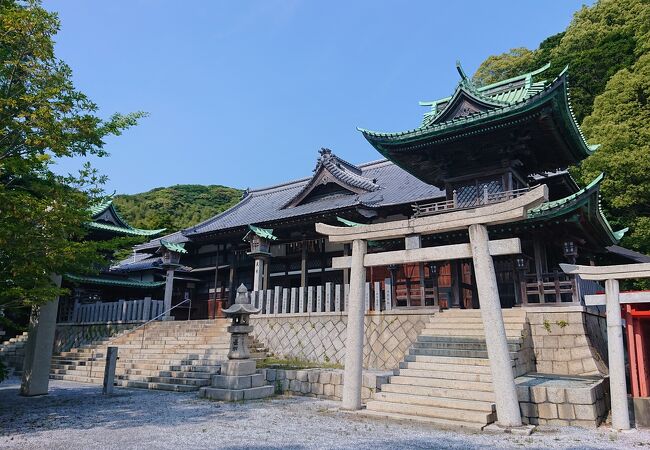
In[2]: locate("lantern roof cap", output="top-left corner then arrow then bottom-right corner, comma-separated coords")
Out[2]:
222,284 -> 260,315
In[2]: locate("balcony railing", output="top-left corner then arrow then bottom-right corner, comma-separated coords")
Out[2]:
519,272 -> 602,306
412,186 -> 532,218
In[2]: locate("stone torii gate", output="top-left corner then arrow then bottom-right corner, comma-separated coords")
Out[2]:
316,185 -> 548,428
561,262 -> 650,431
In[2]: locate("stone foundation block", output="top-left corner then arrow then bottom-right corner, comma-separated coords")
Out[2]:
546,387 -> 566,404
212,373 -> 265,390
557,403 -> 576,420
538,403 -> 558,419
221,360 -> 256,376
574,404 -> 598,421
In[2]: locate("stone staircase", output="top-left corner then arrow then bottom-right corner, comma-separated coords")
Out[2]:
364,309 -> 533,430
0,331 -> 29,376
49,319 -> 268,392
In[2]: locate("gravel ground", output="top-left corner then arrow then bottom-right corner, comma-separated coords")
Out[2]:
1,377 -> 649,449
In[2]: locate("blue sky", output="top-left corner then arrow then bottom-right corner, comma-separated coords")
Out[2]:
46,1 -> 590,194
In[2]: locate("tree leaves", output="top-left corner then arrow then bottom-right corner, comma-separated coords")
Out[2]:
113,185 -> 242,232
0,0 -> 145,310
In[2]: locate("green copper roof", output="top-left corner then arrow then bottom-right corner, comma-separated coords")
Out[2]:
247,224 -> 278,240
417,62 -> 550,126
86,221 -> 167,237
160,239 -> 188,254
64,274 -> 166,288
336,216 -> 363,227
358,65 -> 593,156
527,173 -> 627,244
87,199 -> 166,237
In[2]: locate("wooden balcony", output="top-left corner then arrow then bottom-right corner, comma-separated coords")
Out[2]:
412,186 -> 532,218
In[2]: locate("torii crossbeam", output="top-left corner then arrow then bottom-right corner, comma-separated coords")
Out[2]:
316,185 -> 548,429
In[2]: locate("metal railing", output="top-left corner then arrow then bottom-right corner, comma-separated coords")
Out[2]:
412,186 -> 532,218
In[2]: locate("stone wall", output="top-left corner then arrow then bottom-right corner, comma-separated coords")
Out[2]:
516,373 -> 609,428
261,367 -> 391,402
526,307 -> 608,376
251,310 -> 433,370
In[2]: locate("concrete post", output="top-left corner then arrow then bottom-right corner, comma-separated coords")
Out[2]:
163,268 -> 175,319
468,224 -> 522,427
342,239 -> 367,410
253,257 -> 264,292
605,278 -> 631,431
20,274 -> 62,396
102,346 -> 118,395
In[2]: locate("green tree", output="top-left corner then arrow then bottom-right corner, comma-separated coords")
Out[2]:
473,0 -> 647,122
113,184 -> 242,232
0,0 -> 145,313
579,53 -> 650,255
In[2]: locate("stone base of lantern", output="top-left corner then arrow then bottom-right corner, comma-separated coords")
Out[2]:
198,359 -> 274,402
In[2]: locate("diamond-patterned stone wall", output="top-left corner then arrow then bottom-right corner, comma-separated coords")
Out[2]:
251,312 -> 431,370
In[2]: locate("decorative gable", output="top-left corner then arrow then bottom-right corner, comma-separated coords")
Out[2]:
283,148 -> 380,208
91,201 -> 130,228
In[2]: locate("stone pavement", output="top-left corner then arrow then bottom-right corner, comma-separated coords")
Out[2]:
0,377 -> 648,449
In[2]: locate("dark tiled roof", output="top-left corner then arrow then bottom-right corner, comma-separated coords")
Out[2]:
185,159 -> 444,236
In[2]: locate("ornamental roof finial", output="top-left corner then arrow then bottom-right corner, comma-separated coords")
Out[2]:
456,60 -> 468,81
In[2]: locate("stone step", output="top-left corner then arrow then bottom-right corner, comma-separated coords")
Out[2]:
397,368 -> 492,383
388,375 -> 494,392
366,400 -> 494,424
415,335 -> 522,344
437,310 -> 526,317
399,360 -> 492,374
409,348 -> 519,359
118,380 -> 199,392
158,370 -> 213,379
380,382 -> 496,402
420,328 -> 524,338
411,341 -> 521,352
403,354 -> 497,366
358,409 -> 486,431
373,391 -> 495,412
49,374 -> 103,384
429,311 -> 526,324
124,375 -> 211,387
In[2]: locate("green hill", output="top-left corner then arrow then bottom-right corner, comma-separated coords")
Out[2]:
113,184 -> 242,233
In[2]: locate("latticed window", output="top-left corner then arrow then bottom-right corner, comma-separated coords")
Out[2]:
454,177 -> 504,207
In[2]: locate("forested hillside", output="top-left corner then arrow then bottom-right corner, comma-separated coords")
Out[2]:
113,185 -> 242,232
473,0 -> 650,256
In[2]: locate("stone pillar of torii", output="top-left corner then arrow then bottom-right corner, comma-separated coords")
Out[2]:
316,185 -> 548,429
561,262 -> 650,431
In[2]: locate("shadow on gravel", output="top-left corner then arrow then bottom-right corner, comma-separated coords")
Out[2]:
0,379 -> 273,436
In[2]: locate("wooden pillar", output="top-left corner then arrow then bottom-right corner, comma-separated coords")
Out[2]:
300,239 -> 308,288
418,262 -> 426,306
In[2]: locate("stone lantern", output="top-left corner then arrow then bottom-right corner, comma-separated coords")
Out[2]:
198,284 -> 274,401
158,239 -> 187,319
222,284 -> 260,359
243,225 -> 276,292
